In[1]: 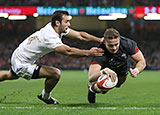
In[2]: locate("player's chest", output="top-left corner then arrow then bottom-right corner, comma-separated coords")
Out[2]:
104,51 -> 128,67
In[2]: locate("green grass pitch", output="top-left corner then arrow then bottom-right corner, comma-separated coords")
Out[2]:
0,70 -> 160,115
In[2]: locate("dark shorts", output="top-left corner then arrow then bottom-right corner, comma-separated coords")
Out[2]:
31,65 -> 41,79
115,74 -> 128,88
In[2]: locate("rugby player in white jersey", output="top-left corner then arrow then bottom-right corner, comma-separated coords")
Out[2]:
0,10 -> 104,104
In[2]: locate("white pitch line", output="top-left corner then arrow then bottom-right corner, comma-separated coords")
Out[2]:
44,107 -> 117,110
124,107 -> 160,110
0,106 -> 160,110
0,107 -> 33,109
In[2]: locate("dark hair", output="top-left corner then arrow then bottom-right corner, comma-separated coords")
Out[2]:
51,10 -> 69,26
104,28 -> 120,40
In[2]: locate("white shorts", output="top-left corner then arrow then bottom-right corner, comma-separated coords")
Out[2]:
11,52 -> 38,80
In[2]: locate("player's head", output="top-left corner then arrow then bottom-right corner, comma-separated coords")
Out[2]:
51,10 -> 70,33
103,28 -> 120,54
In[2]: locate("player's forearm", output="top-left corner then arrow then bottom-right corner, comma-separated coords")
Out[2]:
135,59 -> 146,73
88,71 -> 101,82
80,32 -> 102,42
65,47 -> 90,57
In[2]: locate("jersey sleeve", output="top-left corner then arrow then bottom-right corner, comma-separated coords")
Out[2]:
127,40 -> 139,55
90,55 -> 107,69
44,36 -> 64,50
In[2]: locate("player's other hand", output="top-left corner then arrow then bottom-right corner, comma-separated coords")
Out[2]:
102,68 -> 117,82
89,47 -> 104,56
99,37 -> 104,42
129,68 -> 139,78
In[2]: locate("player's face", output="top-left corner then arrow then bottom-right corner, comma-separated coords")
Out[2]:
59,15 -> 70,33
104,37 -> 120,54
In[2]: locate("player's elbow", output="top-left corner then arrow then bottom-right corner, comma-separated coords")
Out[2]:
88,74 -> 95,82
64,51 -> 75,57
143,59 -> 146,69
64,48 -> 78,57
141,57 -> 146,67
138,59 -> 146,71
79,32 -> 90,41
80,32 -> 86,37
64,50 -> 72,56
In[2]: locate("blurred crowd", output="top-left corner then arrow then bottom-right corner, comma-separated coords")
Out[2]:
0,0 -> 121,6
119,19 -> 160,70
0,0 -> 160,70
1,0 -> 160,6
0,19 -> 160,70
132,0 -> 160,6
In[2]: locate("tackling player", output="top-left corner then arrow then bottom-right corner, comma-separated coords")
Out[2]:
88,28 -> 146,103
0,10 -> 104,104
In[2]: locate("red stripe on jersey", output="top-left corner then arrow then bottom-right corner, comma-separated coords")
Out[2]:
90,62 -> 100,65
135,46 -> 139,54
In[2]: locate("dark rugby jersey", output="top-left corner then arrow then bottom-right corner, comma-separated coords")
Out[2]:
91,36 -> 139,76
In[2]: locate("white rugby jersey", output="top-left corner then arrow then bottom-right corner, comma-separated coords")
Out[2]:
12,23 -> 70,64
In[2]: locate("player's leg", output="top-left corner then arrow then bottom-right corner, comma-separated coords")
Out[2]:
39,65 -> 60,96
115,75 -> 127,88
88,82 -> 98,103
0,69 -> 19,82
32,65 -> 60,104
88,81 -> 110,103
88,75 -> 127,103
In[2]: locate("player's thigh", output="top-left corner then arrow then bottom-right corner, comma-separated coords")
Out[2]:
116,75 -> 127,88
8,69 -> 19,80
39,65 -> 61,79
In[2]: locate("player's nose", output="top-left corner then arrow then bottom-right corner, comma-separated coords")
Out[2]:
112,46 -> 116,50
68,22 -> 71,27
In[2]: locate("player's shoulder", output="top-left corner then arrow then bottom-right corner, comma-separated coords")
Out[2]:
42,23 -> 54,33
40,23 -> 59,38
120,36 -> 137,54
120,36 -> 137,47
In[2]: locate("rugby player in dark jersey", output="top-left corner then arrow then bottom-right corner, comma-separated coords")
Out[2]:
88,28 -> 146,103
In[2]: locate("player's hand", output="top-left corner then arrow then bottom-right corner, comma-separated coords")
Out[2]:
89,47 -> 104,56
102,68 -> 117,82
129,68 -> 139,78
99,37 -> 104,42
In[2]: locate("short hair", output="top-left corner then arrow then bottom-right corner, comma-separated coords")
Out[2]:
104,28 -> 120,40
51,10 -> 69,26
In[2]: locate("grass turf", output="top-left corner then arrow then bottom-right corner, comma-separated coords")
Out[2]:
0,70 -> 160,115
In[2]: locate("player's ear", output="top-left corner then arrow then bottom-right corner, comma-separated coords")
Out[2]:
55,20 -> 60,26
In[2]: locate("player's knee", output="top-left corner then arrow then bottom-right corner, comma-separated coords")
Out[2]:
54,68 -> 61,80
115,82 -> 124,88
115,85 -> 121,88
101,90 -> 109,94
7,71 -> 19,80
48,67 -> 61,80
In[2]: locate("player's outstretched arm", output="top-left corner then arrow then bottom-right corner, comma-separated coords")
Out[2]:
88,65 -> 117,82
66,29 -> 103,42
88,64 -> 101,82
130,50 -> 146,77
54,44 -> 104,57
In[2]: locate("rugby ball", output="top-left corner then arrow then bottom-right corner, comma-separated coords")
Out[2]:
97,74 -> 118,89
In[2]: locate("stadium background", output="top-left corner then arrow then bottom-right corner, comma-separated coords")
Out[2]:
0,0 -> 160,71
1,1 -> 160,115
